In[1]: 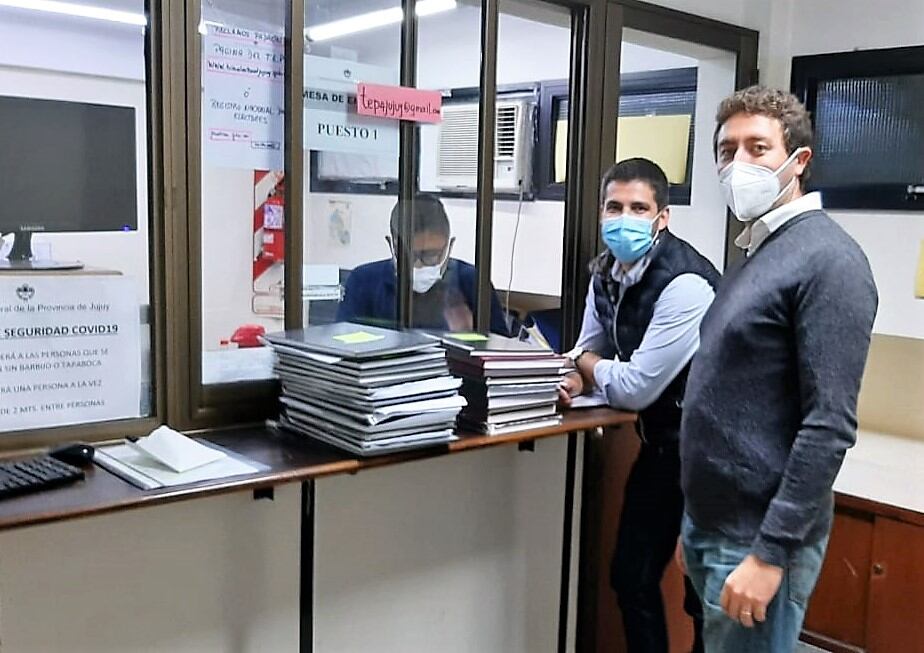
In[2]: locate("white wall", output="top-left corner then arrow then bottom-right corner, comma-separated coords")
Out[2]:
0,486 -> 301,653
642,0 -> 767,31
0,7 -> 144,81
759,0 -> 924,339
0,441 -> 574,653
315,439 -> 569,652
832,214 -> 924,340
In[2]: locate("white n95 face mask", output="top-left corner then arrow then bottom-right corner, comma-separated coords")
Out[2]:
719,147 -> 807,222
412,265 -> 443,293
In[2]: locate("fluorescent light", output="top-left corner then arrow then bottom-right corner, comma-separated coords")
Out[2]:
306,0 -> 457,42
0,0 -> 147,25
307,7 -> 402,42
416,0 -> 457,17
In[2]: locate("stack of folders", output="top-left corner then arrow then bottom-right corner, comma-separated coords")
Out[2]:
442,333 -> 567,436
262,323 -> 466,456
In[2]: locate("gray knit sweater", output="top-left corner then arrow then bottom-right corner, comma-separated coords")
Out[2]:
680,209 -> 878,567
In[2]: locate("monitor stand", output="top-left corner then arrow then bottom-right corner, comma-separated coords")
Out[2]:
0,231 -> 83,271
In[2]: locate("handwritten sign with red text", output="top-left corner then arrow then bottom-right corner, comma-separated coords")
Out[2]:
356,83 -> 442,123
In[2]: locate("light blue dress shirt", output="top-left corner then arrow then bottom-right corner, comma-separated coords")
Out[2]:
574,252 -> 715,411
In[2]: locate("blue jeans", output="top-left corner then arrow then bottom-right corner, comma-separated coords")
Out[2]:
681,514 -> 828,653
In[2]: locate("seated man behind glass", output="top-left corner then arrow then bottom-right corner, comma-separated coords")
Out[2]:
337,194 -> 510,334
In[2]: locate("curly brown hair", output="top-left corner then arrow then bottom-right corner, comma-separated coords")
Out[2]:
713,86 -> 814,185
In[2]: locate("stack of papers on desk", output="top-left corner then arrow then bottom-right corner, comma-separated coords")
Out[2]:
263,323 -> 465,456
442,333 -> 567,435
94,426 -> 266,490
570,389 -> 608,409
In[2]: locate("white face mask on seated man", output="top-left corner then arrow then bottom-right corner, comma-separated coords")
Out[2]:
412,263 -> 443,293
387,233 -> 455,295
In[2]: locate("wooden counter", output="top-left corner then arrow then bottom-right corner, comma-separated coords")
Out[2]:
0,408 -> 634,532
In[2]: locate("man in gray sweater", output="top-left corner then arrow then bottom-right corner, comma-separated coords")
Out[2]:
679,86 -> 878,652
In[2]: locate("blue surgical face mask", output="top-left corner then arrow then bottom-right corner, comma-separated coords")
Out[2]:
600,213 -> 661,264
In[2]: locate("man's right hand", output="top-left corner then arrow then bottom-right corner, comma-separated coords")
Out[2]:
558,371 -> 584,407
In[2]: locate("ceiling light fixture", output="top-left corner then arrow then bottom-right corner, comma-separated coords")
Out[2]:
0,0 -> 147,26
306,0 -> 457,42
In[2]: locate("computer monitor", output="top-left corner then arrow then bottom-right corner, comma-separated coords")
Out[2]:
0,95 -> 138,271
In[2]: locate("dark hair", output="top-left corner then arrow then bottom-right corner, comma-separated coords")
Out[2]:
599,158 -> 669,209
389,193 -> 450,242
713,85 -> 814,186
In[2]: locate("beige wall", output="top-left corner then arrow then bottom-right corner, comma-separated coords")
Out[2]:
859,335 -> 924,440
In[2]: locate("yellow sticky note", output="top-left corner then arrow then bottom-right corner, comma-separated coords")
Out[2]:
333,331 -> 385,345
915,240 -> 924,299
446,332 -> 489,342
616,114 -> 692,184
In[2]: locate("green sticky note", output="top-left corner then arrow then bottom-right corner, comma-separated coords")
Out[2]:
333,331 -> 385,345
446,332 -> 490,342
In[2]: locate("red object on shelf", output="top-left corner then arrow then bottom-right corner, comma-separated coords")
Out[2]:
230,324 -> 266,348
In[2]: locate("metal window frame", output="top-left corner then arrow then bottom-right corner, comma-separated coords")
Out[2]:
168,0 -> 300,429
535,67 -> 698,203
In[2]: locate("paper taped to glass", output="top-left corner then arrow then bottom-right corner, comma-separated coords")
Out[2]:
616,114 -> 692,184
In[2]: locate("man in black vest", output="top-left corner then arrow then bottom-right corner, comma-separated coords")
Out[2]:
560,158 -> 718,653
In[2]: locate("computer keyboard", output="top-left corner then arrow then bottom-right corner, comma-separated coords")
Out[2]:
0,455 -> 85,500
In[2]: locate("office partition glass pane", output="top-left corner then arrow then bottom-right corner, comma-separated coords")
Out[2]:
199,0 -> 286,385
302,0 -> 402,330
0,1 -> 154,433
491,0 -> 572,350
618,29 -> 735,270
415,0 -> 490,334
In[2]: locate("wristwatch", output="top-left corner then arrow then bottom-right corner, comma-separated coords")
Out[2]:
565,346 -> 587,365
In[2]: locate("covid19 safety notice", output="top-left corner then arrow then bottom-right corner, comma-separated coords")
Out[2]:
0,275 -> 141,432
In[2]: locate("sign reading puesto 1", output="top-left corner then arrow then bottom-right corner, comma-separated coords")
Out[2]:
0,276 -> 141,431
303,55 -> 399,155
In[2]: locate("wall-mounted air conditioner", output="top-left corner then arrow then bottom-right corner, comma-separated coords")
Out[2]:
436,98 -> 535,195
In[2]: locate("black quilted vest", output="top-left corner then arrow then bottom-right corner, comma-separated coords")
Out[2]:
591,230 -> 720,444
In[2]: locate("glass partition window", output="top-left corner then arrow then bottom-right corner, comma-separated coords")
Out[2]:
491,0 -> 572,350
302,0 -> 401,330
413,0 -> 490,334
0,1 -> 154,435
199,0 -> 286,385
300,0 -> 488,335
619,28 -> 736,271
